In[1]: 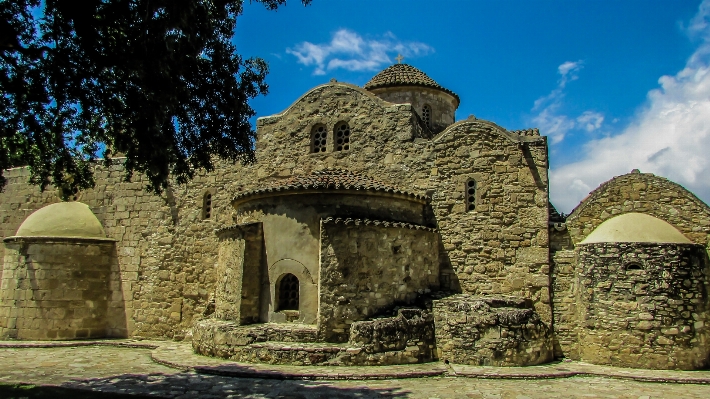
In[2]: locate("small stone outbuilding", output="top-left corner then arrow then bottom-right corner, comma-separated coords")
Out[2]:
0,202 -> 126,340
574,213 -> 710,370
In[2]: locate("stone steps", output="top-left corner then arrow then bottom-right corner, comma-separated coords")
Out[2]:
232,341 -> 352,366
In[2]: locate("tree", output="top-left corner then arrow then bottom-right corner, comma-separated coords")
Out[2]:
0,0 -> 310,198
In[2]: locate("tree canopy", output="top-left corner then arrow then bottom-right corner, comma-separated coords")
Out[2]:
0,0 -> 309,198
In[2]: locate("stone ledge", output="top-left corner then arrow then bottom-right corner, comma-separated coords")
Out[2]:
0,339 -> 157,349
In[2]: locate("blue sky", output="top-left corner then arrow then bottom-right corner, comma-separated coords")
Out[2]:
234,0 -> 710,213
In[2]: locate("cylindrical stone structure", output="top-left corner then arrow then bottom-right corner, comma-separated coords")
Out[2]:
575,213 -> 710,370
0,202 -> 119,340
363,63 -> 459,133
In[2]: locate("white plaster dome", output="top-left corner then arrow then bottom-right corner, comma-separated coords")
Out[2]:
15,202 -> 107,239
580,212 -> 691,244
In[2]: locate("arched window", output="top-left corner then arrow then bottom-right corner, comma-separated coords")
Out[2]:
334,122 -> 350,151
422,105 -> 432,128
311,124 -> 327,153
277,273 -> 299,311
625,262 -> 643,271
466,180 -> 476,211
202,192 -> 213,219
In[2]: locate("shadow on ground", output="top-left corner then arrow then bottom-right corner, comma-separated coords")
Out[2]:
0,384 -> 155,399
46,371 -> 411,398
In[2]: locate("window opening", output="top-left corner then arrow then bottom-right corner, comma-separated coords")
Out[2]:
422,105 -> 431,128
278,273 -> 299,311
335,122 -> 350,151
203,192 -> 212,219
625,262 -> 643,271
466,180 -> 476,211
312,125 -> 327,153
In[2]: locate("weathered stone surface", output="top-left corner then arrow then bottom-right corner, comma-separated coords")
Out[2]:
574,242 -> 710,370
2,64 -> 709,370
0,238 -> 124,340
432,295 -> 553,366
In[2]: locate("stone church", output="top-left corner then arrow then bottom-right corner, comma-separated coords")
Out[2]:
0,63 -> 709,370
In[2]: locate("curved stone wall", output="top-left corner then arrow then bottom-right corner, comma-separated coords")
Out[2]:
565,172 -> 710,246
369,86 -> 457,133
0,237 -> 123,340
576,242 -> 710,369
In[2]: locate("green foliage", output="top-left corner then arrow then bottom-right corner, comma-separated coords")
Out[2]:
0,0 -> 310,198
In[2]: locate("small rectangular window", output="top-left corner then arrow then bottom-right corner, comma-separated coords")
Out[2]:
466,180 -> 476,211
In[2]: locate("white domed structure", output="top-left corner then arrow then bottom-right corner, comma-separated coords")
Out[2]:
580,213 -> 691,244
15,202 -> 107,239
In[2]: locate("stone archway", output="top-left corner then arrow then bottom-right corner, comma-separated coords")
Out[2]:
268,259 -> 317,324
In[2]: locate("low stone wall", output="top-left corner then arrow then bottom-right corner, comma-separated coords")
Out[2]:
192,319 -> 319,359
343,308 -> 435,364
576,242 -> 710,370
192,308 -> 437,366
433,295 -> 553,366
0,238 -> 125,340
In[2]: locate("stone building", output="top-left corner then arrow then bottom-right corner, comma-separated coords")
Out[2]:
0,63 -> 708,369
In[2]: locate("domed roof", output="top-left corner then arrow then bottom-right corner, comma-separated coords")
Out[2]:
363,64 -> 459,102
15,202 -> 108,239
580,213 -> 691,244
233,168 -> 428,203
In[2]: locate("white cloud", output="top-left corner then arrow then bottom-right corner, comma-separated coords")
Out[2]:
558,61 -> 582,87
531,60 -> 604,144
576,111 -> 605,132
287,29 -> 433,75
550,0 -> 710,213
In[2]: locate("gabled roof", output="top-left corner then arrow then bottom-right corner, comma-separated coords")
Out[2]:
232,169 -> 429,203
363,64 -> 459,103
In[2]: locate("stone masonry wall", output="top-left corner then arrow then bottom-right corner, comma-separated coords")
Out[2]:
576,243 -> 710,370
0,163 -> 226,339
370,87 -> 456,133
318,222 -> 439,342
553,171 -> 710,360
432,121 -> 551,323
549,249 -> 578,358
0,82 -> 548,341
432,295 -> 553,366
566,172 -> 710,248
0,239 -> 124,340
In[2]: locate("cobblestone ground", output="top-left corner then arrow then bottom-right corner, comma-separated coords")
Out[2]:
1,345 -> 710,398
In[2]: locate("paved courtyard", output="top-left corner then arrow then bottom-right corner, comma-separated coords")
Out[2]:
1,341 -> 710,398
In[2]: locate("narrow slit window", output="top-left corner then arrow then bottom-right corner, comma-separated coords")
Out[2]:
311,125 -> 327,153
277,273 -> 299,311
466,180 -> 476,211
203,192 -> 213,219
422,105 -> 431,128
334,122 -> 350,151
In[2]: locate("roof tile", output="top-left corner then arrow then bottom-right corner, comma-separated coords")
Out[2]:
363,64 -> 459,102
233,169 -> 429,202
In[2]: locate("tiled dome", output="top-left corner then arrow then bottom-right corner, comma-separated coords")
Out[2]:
233,169 -> 428,202
363,64 -> 459,102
